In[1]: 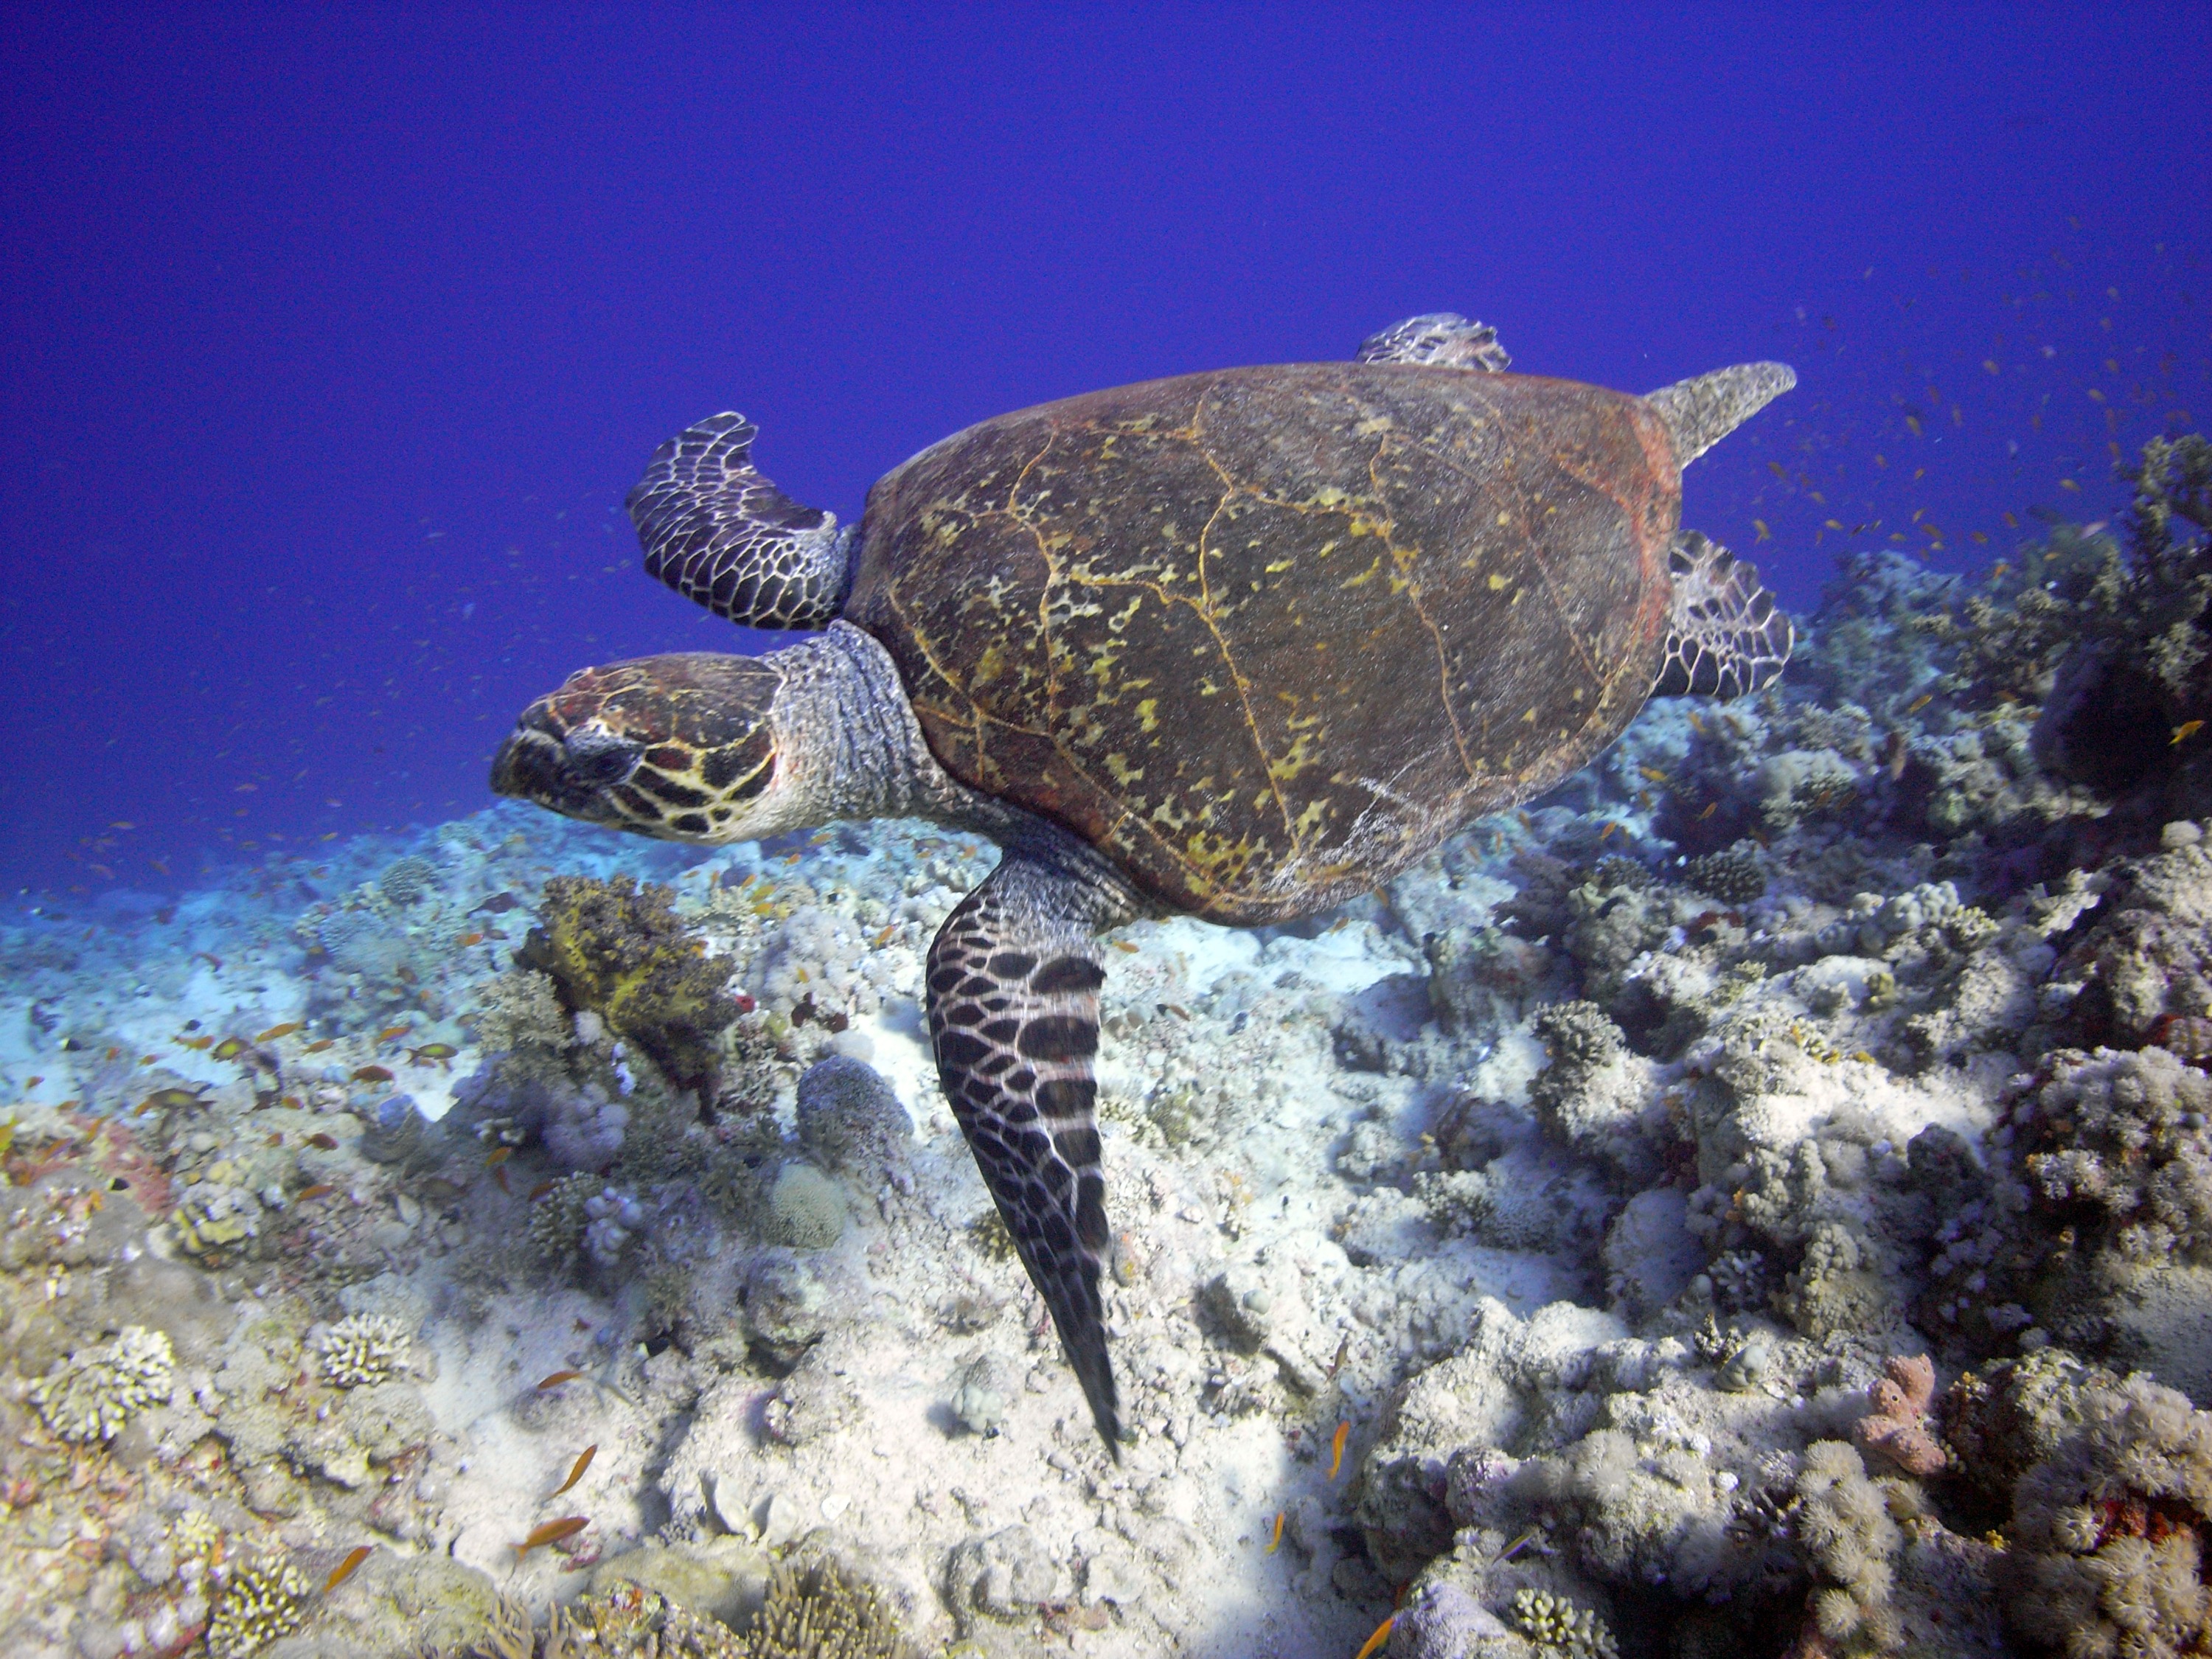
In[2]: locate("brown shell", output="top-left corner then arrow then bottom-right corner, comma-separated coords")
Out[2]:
844,363 -> 1680,925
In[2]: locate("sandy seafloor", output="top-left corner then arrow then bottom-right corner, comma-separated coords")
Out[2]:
8,534 -> 2212,1659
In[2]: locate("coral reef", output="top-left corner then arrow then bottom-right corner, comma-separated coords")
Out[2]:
319,1312 -> 411,1388
206,1552 -> 309,1659
2003,1370 -> 2212,1657
29,1324 -> 174,1442
519,874 -> 740,1098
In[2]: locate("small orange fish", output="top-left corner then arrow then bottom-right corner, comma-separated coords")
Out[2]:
1697,801 -> 1719,821
105,1046 -> 122,1060
1265,1510 -> 1284,1554
1162,1004 -> 1190,1020
485,1147 -> 513,1167
211,1037 -> 250,1062
137,1088 -> 204,1114
2174,720 -> 2205,745
455,933 -> 484,947
352,1065 -> 394,1083
297,1183 -> 336,1200
1686,711 -> 1706,734
537,1369 -> 584,1391
255,1023 -> 304,1043
494,1165 -> 511,1194
323,1543 -> 373,1590
376,1026 -> 411,1043
514,1516 -> 588,1557
1905,692 -> 1934,714
1638,765 -> 1669,785
266,1132 -> 284,1147
552,1444 -> 597,1497
1598,821 -> 1618,841
1329,1421 -> 1349,1481
1110,939 -> 1140,954
307,1132 -> 338,1150
302,1039 -> 335,1054
527,1180 -> 556,1201
872,925 -> 897,947
1354,1613 -> 1396,1659
175,1034 -> 215,1051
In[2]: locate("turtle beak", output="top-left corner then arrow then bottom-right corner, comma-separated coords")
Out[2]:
490,706 -> 641,818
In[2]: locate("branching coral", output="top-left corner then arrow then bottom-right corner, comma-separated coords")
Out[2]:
30,1324 -> 174,1441
521,874 -> 739,1097
205,1552 -> 309,1659
319,1312 -> 411,1388
1508,1587 -> 1619,1658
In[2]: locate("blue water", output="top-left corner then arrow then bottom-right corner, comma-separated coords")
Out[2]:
4,4 -> 2208,900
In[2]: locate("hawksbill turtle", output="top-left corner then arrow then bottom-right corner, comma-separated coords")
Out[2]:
492,313 -> 1795,1453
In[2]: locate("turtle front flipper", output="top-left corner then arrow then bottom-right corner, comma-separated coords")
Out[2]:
1654,531 -> 1793,700
927,836 -> 1140,1457
1356,313 -> 1510,371
627,413 -> 856,629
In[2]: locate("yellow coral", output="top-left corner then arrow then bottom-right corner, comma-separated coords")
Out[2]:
521,874 -> 739,1096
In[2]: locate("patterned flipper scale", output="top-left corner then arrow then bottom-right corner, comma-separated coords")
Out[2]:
626,412 -> 856,630
1653,530 -> 1794,700
926,846 -> 1134,1456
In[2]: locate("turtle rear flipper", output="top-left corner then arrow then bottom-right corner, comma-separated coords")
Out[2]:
1655,532 -> 1792,700
1357,313 -> 1510,372
627,413 -> 856,630
927,835 -> 1138,1458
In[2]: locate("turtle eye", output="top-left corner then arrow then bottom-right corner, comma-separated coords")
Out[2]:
563,724 -> 640,787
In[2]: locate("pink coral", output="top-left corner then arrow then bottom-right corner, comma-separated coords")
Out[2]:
1854,1353 -> 1950,1477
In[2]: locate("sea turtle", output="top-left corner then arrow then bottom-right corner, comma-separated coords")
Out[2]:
492,314 -> 1795,1453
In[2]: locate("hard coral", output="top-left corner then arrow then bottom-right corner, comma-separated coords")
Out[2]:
320,1312 -> 411,1388
1853,1354 -> 1949,1478
205,1552 -> 309,1659
1508,1587 -> 1619,1658
521,874 -> 738,1099
29,1324 -> 174,1442
1924,432 -> 2212,803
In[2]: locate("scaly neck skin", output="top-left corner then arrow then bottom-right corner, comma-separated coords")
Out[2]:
770,622 -> 1022,837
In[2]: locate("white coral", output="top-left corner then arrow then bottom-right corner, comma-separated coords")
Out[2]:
319,1313 -> 411,1388
30,1325 -> 175,1442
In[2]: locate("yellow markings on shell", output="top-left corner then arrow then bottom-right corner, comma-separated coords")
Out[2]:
1105,754 -> 1144,786
1340,557 -> 1382,589
1135,698 -> 1159,732
1487,573 -> 1512,590
1265,557 -> 1294,573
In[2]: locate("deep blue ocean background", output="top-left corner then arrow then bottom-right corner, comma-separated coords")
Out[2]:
4,4 -> 2209,902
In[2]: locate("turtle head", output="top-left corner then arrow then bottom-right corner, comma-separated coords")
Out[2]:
491,653 -> 800,843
